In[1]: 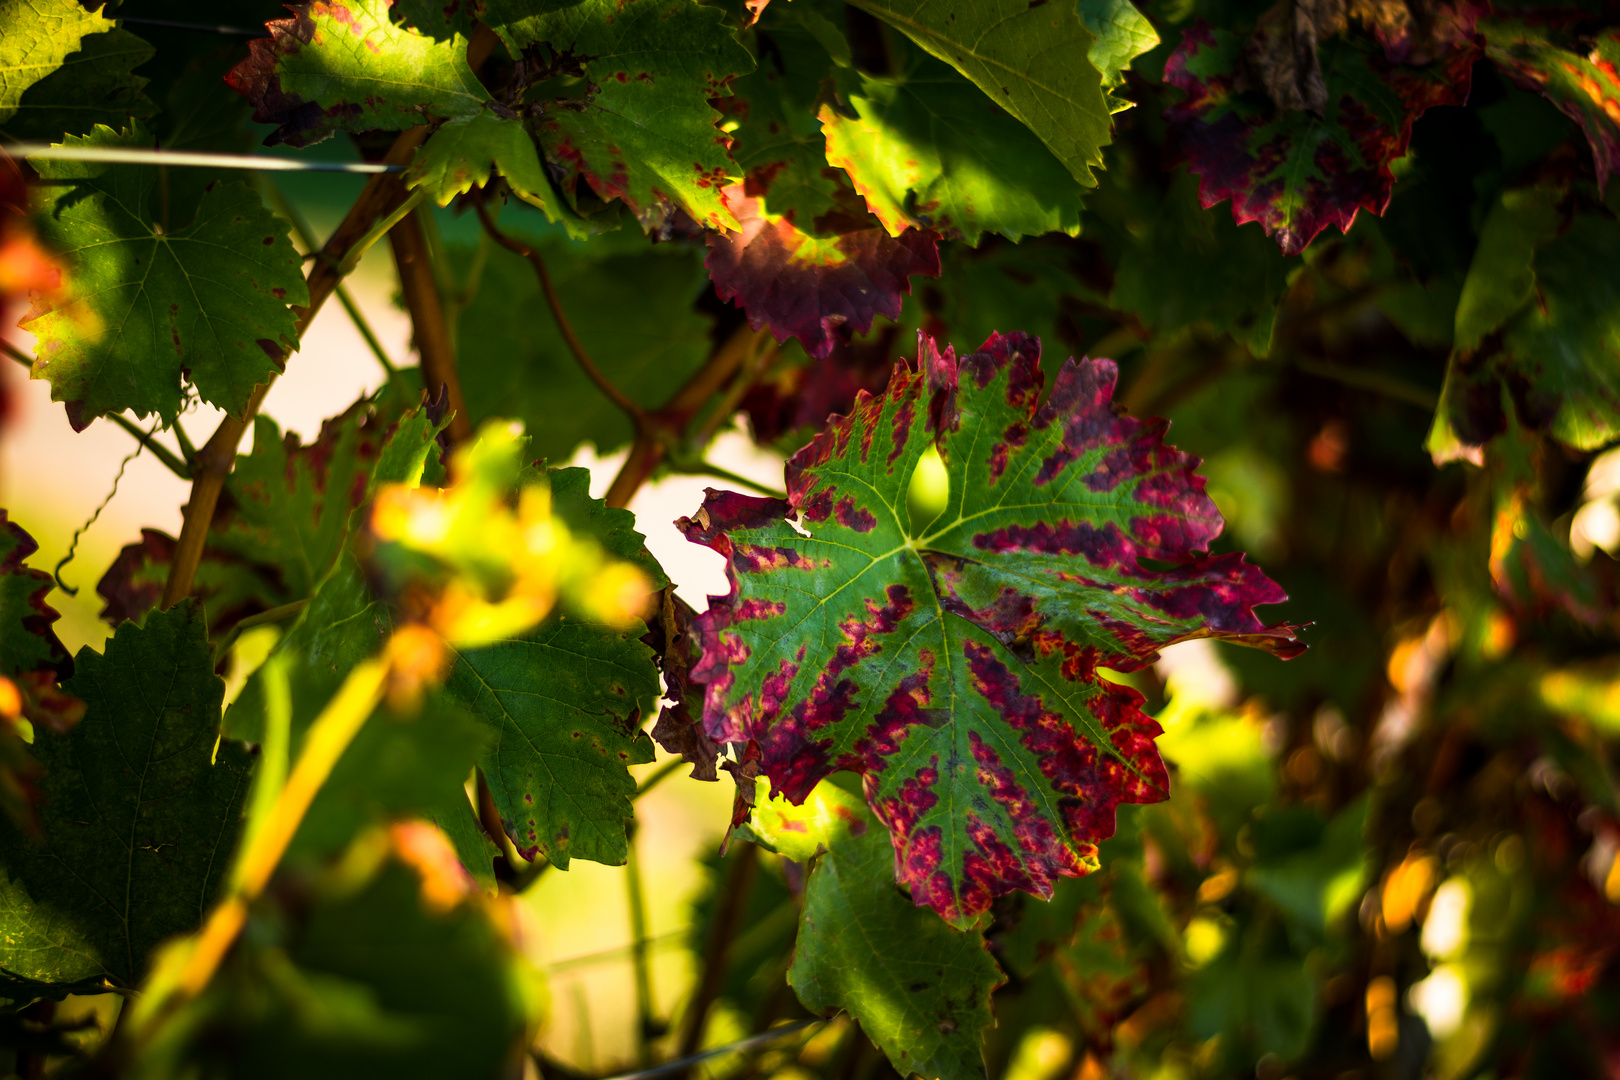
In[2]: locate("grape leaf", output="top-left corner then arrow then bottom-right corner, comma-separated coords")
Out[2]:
0,0 -> 142,128
782,785 -> 1003,1080
22,124 -> 310,430
443,467 -> 664,869
1484,20 -> 1620,192
453,238 -> 715,461
1163,5 -> 1483,255
0,512 -> 70,679
407,111 -> 570,224
479,0 -> 754,230
0,602 -> 252,998
680,331 -> 1302,926
819,35 -> 1086,245
1431,199 -> 1620,458
846,0 -> 1113,187
1080,0 -> 1160,111
708,21 -> 938,359
225,0 -> 487,147
0,24 -> 155,143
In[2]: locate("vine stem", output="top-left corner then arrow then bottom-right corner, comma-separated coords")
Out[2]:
390,204 -> 473,444
472,197 -> 647,426
158,127 -> 427,610
602,323 -> 766,509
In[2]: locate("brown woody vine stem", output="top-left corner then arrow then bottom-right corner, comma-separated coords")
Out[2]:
675,843 -> 759,1070
390,204 -> 474,444
157,127 -> 427,610
472,198 -> 647,426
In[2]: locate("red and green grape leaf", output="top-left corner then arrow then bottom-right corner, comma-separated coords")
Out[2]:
22,124 -> 309,430
478,0 -> 753,230
680,331 -> 1302,927
0,602 -> 252,998
706,22 -> 938,359
819,35 -> 1086,245
1484,20 -> 1620,192
225,0 -> 487,147
784,785 -> 1003,1080
846,0 -> 1113,187
1164,6 -> 1483,255
0,512 -> 70,680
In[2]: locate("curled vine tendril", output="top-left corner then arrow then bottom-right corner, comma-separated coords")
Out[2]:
53,419 -> 159,596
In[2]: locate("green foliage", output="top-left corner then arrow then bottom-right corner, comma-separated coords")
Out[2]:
0,603 -> 251,998
0,0 -> 154,140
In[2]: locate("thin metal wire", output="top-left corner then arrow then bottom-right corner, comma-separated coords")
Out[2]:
119,17 -> 260,35
5,143 -> 404,174
592,1019 -> 825,1080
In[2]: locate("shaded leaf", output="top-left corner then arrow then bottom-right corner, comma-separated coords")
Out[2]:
787,790 -> 1003,1080
226,0 -> 486,147
680,331 -> 1301,926
1484,20 -> 1620,192
0,26 -> 155,142
847,0 -> 1113,187
820,35 -> 1086,244
22,124 -> 309,430
480,0 -> 754,230
454,237 -> 714,461
0,0 -> 147,131
645,588 -> 720,781
0,602 -> 252,997
1163,5 -> 1483,254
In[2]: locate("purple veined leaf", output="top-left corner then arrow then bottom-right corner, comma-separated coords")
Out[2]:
1163,1 -> 1485,255
1484,20 -> 1620,192
678,331 -> 1303,927
705,181 -> 941,360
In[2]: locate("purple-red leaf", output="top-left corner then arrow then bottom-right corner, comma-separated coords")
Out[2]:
1484,20 -> 1620,193
1164,2 -> 1483,254
680,331 -> 1302,926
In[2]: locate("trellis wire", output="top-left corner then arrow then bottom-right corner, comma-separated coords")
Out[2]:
595,1019 -> 825,1080
4,144 -> 405,175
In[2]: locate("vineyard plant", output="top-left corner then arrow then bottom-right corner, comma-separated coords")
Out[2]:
1,0 -> 1619,1075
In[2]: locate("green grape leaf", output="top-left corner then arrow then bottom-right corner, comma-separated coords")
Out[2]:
480,0 -> 754,230
1079,0 -> 1159,110
1110,172 -> 1296,357
454,239 -> 714,461
681,332 -> 1302,927
846,0 -> 1113,187
1432,205 -> 1620,458
0,1 -> 140,127
1245,794 -> 1370,940
0,512 -> 70,679
1484,20 -> 1620,193
444,467 -> 664,869
787,790 -> 1003,1080
819,36 -> 1085,245
0,602 -> 252,997
0,24 -> 155,142
226,0 -> 487,147
22,124 -> 309,430
407,111 -> 570,223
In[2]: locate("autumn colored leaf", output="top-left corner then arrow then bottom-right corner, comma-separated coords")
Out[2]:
706,14 -> 938,358
773,780 -> 1004,1079
479,0 -> 754,230
226,0 -> 487,147
0,512 -> 70,680
1484,19 -> 1620,192
0,602 -> 252,998
22,124 -> 309,430
1164,3 -> 1484,254
847,0 -> 1114,187
820,34 -> 1086,244
680,331 -> 1302,926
